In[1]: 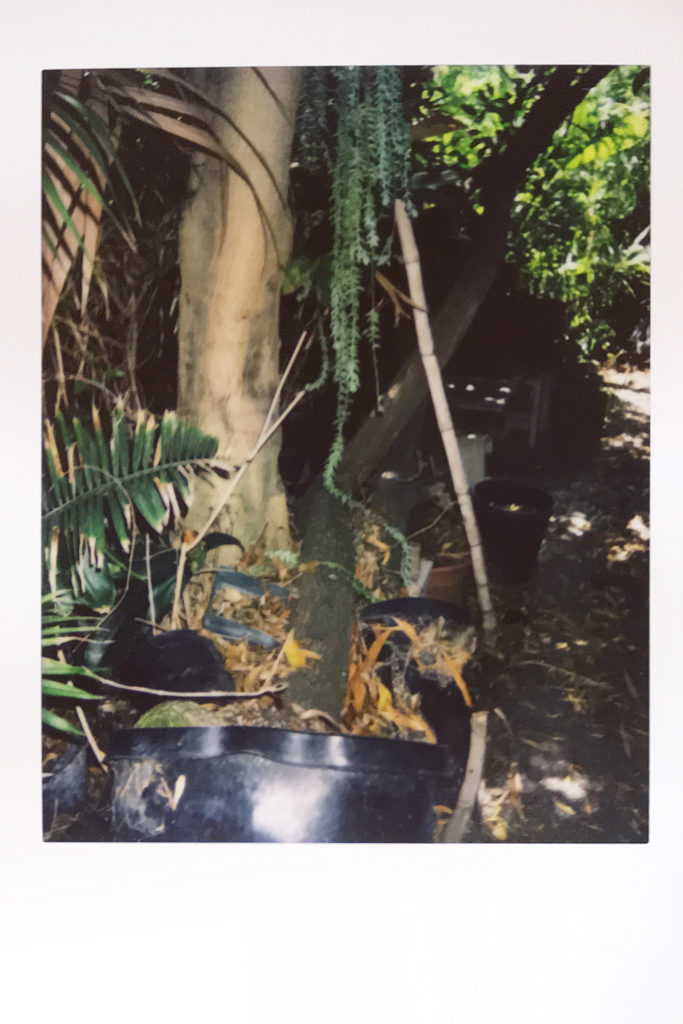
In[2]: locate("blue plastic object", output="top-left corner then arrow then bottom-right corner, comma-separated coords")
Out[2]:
202,569 -> 289,649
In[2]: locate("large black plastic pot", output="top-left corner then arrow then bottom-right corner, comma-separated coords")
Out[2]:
107,725 -> 463,843
471,478 -> 554,584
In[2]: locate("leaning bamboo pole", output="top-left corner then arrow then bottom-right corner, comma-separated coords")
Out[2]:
394,199 -> 497,635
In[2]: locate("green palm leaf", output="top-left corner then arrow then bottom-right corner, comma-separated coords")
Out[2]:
42,594 -> 104,734
43,405 -> 224,602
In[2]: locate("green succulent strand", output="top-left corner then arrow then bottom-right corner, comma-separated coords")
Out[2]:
297,66 -> 413,581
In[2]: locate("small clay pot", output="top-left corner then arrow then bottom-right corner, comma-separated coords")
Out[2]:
426,555 -> 471,605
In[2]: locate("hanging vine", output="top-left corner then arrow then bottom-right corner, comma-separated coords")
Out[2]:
295,65 -> 414,573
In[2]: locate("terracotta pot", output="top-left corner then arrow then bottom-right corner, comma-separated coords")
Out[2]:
426,555 -> 471,605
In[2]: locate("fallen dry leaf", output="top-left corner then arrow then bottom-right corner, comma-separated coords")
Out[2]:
283,631 -> 321,669
440,650 -> 473,708
377,681 -> 393,712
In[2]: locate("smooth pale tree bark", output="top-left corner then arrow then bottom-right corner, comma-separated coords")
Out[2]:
177,67 -> 301,551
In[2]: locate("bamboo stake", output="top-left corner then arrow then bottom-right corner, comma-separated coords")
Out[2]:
441,710 -> 488,842
394,199 -> 496,635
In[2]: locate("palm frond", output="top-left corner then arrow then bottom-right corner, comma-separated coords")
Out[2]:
42,67 -> 288,340
42,74 -> 138,338
41,593 -> 104,735
42,404 -> 225,602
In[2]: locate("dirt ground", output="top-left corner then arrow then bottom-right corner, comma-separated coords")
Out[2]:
462,366 -> 649,842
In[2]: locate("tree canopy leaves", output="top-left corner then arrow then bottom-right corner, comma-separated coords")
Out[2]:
415,65 -> 650,357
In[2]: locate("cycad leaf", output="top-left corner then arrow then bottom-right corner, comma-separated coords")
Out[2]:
80,557 -> 117,610
141,413 -> 157,469
111,404 -> 130,477
42,679 -> 100,700
131,475 -> 170,532
43,408 -> 221,598
131,409 -> 147,471
42,708 -> 83,736
106,485 -> 132,551
42,656 -> 100,679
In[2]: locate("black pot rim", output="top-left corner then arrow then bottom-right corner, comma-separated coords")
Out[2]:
107,725 -> 457,776
360,596 -> 470,627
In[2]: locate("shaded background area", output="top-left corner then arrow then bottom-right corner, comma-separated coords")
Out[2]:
464,367 -> 649,841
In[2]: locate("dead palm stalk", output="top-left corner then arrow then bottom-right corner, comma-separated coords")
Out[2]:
394,199 -> 496,635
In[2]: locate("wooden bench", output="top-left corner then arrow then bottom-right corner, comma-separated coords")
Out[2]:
445,376 -> 552,448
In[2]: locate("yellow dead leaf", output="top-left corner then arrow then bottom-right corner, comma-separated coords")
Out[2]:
553,799 -> 576,816
441,651 -> 473,707
490,818 -> 508,841
346,664 -> 367,714
282,631 -> 322,668
364,626 -> 393,671
364,525 -> 391,565
377,682 -> 393,712
387,617 -> 422,646
378,700 -> 437,743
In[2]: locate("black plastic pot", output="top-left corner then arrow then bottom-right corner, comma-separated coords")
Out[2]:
361,596 -> 469,630
360,598 -> 473,754
116,630 -> 234,710
43,739 -> 87,831
107,726 -> 463,843
471,478 -> 554,584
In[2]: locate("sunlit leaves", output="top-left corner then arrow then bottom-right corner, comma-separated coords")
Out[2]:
416,65 -> 649,358
419,65 -> 544,172
510,65 -> 649,355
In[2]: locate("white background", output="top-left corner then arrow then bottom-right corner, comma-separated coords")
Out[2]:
1,4 -> 681,1021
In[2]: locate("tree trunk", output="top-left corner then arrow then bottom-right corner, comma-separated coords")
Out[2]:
340,66 -> 612,487
177,67 -> 301,551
